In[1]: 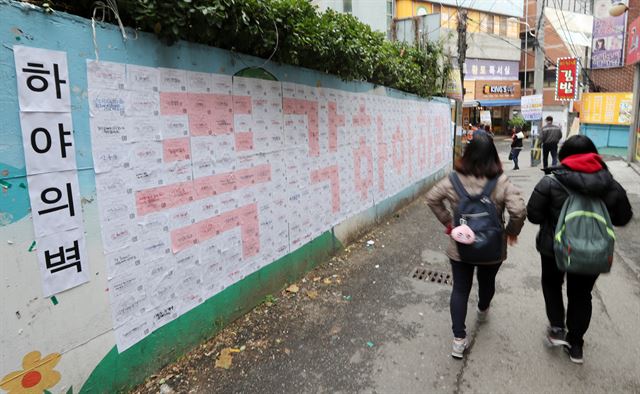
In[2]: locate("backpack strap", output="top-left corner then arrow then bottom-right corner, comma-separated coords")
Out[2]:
548,174 -> 572,195
449,172 -> 471,199
480,176 -> 499,198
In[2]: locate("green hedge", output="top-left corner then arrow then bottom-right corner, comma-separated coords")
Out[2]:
31,0 -> 451,97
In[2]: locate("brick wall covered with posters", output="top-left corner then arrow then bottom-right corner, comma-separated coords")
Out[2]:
590,0 -> 640,92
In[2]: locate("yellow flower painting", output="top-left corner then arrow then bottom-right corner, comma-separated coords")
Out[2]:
0,351 -> 61,394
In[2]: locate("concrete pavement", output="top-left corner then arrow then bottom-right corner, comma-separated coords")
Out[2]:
134,141 -> 640,394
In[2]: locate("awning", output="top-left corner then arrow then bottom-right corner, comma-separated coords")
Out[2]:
463,100 -> 479,107
477,99 -> 521,107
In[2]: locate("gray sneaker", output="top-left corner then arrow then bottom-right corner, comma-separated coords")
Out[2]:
452,337 -> 468,359
477,307 -> 489,323
546,326 -> 569,347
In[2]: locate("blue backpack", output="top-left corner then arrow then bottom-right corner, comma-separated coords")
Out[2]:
449,173 -> 504,263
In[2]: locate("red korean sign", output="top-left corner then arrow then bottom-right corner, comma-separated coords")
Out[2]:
627,16 -> 640,66
555,57 -> 579,101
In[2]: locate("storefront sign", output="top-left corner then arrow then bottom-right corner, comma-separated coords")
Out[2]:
474,80 -> 521,100
591,0 -> 628,69
581,92 -> 633,125
627,15 -> 640,66
460,59 -> 519,81
521,94 -> 543,120
555,58 -> 579,101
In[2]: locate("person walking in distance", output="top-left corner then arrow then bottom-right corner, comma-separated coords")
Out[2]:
527,135 -> 632,364
426,132 -> 526,359
510,126 -> 524,170
541,116 -> 563,168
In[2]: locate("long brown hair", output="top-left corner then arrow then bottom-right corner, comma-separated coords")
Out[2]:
454,132 -> 503,178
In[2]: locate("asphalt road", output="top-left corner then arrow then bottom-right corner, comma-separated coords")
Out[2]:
136,140 -> 640,394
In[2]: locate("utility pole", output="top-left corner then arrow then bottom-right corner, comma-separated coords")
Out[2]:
628,63 -> 640,162
457,9 -> 468,94
531,0 -> 545,166
453,9 -> 468,160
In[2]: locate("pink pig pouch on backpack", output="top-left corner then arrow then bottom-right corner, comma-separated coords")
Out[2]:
451,223 -> 476,245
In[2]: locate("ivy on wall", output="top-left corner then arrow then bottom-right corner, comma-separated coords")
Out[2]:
23,0 -> 451,97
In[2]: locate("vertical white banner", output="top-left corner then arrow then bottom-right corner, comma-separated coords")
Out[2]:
14,45 -> 88,297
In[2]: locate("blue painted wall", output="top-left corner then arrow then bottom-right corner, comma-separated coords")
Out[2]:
580,123 -> 630,148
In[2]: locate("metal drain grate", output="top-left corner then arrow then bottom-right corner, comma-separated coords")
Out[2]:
411,267 -> 452,285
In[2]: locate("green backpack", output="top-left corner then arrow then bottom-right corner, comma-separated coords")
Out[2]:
550,175 -> 616,275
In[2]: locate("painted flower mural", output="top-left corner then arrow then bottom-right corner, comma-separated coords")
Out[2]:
0,351 -> 61,394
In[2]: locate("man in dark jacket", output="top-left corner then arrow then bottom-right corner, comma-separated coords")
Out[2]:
540,116 -> 563,168
527,135 -> 632,364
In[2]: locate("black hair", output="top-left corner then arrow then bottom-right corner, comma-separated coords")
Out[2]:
545,116 -> 553,122
455,132 -> 503,178
558,135 -> 600,161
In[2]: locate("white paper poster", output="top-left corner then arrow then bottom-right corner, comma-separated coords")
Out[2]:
19,112 -> 77,175
14,45 -> 71,112
14,46 -> 89,297
480,110 -> 492,124
36,228 -> 89,297
521,94 -> 543,121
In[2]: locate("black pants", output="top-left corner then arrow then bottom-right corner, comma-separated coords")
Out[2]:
541,255 -> 599,347
450,260 -> 502,339
511,148 -> 521,168
542,142 -> 558,168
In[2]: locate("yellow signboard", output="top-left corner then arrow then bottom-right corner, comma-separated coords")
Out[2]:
581,92 -> 634,125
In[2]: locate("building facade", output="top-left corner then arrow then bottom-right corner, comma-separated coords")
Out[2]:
589,0 -> 640,92
518,0 -> 593,134
395,0 -> 524,133
312,0 -> 395,37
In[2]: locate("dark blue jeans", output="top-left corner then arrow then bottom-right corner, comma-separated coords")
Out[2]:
450,260 -> 502,338
542,142 -> 558,168
511,148 -> 521,168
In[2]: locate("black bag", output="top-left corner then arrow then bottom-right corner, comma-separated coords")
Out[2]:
449,173 -> 504,262
508,151 -> 513,160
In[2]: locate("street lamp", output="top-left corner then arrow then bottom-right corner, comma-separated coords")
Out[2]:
609,1 -> 629,16
509,18 -> 536,94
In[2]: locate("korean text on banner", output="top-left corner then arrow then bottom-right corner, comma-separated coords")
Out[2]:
627,16 -> 640,66
555,58 -> 579,101
591,0 -> 628,69
13,45 -> 89,297
521,94 -> 543,121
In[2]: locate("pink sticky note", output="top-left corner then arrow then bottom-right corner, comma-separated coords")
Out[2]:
171,224 -> 199,253
167,181 -> 196,207
135,184 -> 172,216
354,137 -> 373,201
328,101 -> 344,152
187,93 -> 213,115
163,137 -> 191,162
233,95 -> 252,114
189,114 -> 215,136
235,132 -> 254,151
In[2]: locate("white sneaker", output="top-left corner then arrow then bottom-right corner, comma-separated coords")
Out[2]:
477,307 -> 489,323
452,337 -> 468,359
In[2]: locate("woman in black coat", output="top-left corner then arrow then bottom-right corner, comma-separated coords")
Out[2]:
527,135 -> 632,364
510,127 -> 524,170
